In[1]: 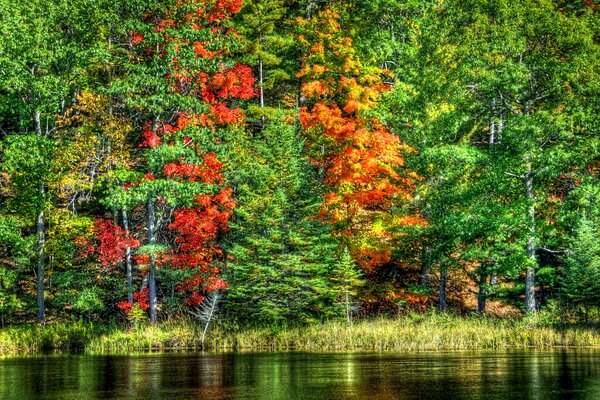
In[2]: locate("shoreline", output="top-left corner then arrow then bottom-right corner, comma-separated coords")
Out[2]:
2,315 -> 599,356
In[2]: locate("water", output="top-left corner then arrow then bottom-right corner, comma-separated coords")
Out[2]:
0,350 -> 599,399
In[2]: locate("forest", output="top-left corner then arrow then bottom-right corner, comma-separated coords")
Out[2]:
0,0 -> 598,335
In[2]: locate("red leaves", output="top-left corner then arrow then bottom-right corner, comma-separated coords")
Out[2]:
130,31 -> 144,46
198,63 -> 256,126
207,0 -> 243,22
210,63 -> 256,100
140,130 -> 161,148
168,187 -> 234,303
129,0 -> 250,309
134,288 -> 150,310
117,288 -> 150,315
93,219 -> 140,269
163,152 -> 224,184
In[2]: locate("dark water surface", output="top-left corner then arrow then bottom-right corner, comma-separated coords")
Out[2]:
1,350 -> 599,399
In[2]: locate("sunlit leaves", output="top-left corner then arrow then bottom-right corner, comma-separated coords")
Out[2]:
297,5 -> 424,271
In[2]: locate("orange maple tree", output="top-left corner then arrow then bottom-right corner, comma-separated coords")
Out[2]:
297,6 -> 424,272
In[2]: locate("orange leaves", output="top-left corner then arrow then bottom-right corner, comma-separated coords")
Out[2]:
297,5 -> 423,271
209,63 -> 256,100
301,80 -> 333,98
192,41 -> 217,59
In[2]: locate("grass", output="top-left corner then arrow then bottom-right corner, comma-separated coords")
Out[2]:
2,313 -> 600,356
0,320 -> 104,355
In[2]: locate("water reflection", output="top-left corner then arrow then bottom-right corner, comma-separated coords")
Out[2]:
0,350 -> 599,399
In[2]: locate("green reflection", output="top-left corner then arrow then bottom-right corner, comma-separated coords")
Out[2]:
0,350 -> 599,400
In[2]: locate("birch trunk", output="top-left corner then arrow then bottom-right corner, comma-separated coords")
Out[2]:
525,163 -> 537,312
122,208 -> 133,303
36,205 -> 45,324
147,200 -> 158,325
34,109 -> 46,324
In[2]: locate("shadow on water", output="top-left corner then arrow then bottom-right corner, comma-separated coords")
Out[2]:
0,349 -> 599,400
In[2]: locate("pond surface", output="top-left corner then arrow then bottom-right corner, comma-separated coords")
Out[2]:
0,350 -> 599,399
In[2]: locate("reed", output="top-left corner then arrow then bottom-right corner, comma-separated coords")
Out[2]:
3,314 -> 599,355
85,313 -> 600,353
0,321 -> 101,355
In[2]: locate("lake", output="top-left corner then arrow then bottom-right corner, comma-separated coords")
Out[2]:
0,350 -> 599,399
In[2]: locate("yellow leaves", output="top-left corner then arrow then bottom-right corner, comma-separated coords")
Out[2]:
45,208 -> 93,270
424,101 -> 455,123
311,64 -> 327,74
53,92 -> 135,201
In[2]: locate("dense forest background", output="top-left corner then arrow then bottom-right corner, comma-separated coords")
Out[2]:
0,0 -> 598,328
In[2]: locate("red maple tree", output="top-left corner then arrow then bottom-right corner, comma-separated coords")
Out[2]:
123,0 -> 254,312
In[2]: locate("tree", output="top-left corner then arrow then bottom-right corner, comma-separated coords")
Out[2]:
382,0 -> 600,312
109,0 -> 254,324
296,4 -> 423,274
235,0 -> 296,123
0,0 -> 124,323
224,119 -> 346,323
330,246 -> 363,325
0,215 -> 27,326
2,134 -> 55,323
560,217 -> 600,318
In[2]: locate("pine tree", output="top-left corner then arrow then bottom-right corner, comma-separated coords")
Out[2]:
224,118 -> 344,323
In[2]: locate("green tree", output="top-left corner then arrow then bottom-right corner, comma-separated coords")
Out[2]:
236,0 -> 296,122
0,215 -> 28,326
224,119 -> 346,324
384,0 -> 599,312
560,218 -> 600,318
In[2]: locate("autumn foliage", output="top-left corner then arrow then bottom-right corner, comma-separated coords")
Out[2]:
297,7 -> 424,272
122,0 -> 253,309
93,219 -> 140,270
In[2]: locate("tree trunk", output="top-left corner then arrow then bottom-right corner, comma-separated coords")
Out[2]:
439,265 -> 447,312
525,164 -> 537,312
147,200 -> 158,325
200,292 -> 220,348
34,109 -> 46,325
478,273 -> 487,315
489,98 -> 496,144
36,204 -> 45,324
345,291 -> 352,326
420,245 -> 431,287
122,208 -> 133,303
259,56 -> 265,126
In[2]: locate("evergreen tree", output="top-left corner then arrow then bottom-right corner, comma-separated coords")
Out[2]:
560,218 -> 600,314
224,119 -> 347,323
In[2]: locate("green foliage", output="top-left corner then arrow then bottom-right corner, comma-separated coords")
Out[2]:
560,218 -> 600,308
224,118 -> 349,323
2,134 -> 55,214
0,0 -> 598,329
73,287 -> 106,316
329,247 -> 363,323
